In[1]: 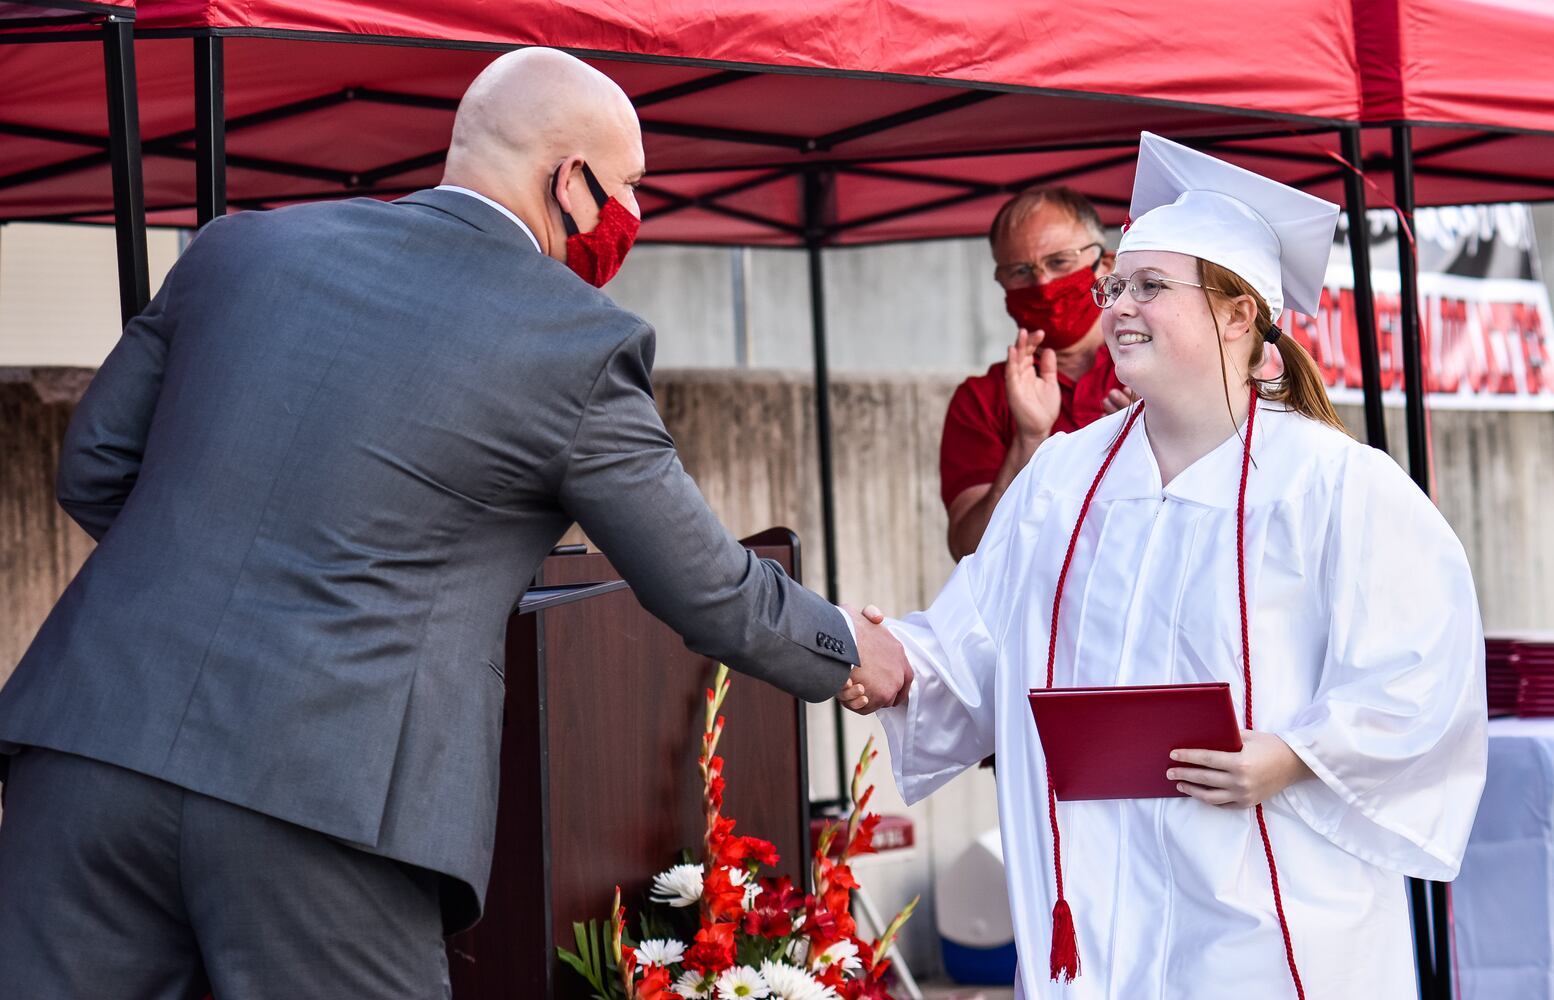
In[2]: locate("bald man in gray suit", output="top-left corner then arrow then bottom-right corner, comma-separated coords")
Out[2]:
0,48 -> 910,999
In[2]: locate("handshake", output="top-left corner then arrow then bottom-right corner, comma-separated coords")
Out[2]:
837,603 -> 912,716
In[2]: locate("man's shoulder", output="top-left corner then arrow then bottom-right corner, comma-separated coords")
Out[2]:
948,361 -> 1008,416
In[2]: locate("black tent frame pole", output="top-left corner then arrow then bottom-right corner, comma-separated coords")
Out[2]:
1392,125 -> 1432,494
194,35 -> 227,228
802,168 -> 849,807
1339,127 -> 1389,451
103,14 -> 148,324
1392,124 -> 1449,1000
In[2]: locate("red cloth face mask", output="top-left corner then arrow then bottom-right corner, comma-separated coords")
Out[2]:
1003,266 -> 1103,351
554,162 -> 640,287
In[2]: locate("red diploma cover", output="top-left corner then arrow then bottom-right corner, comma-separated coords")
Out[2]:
1027,683 -> 1243,800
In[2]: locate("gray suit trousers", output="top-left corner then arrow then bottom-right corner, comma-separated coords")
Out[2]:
0,749 -> 450,1000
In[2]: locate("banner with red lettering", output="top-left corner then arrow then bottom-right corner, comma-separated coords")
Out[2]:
1284,205 -> 1554,410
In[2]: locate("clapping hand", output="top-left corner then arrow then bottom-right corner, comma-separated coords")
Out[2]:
838,604 -> 911,714
1007,328 -> 1062,444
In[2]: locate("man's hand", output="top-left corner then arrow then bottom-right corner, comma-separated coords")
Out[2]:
1099,387 -> 1138,415
1167,731 -> 1314,808
837,604 -> 911,714
1006,328 -> 1062,443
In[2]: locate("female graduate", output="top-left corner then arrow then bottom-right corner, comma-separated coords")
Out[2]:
850,133 -> 1487,999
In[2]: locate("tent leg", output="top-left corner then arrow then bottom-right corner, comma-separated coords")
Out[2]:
1339,127 -> 1388,451
1408,876 -> 1437,999
1391,125 -> 1431,493
802,169 -> 849,807
103,14 -> 148,325
1390,121 -> 1445,1000
1431,881 -> 1453,998
194,35 -> 227,228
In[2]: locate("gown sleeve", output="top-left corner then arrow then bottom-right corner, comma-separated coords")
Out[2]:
877,437 -> 1060,804
1276,445 -> 1488,880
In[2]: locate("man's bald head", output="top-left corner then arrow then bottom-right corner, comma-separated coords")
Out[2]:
442,48 -> 645,258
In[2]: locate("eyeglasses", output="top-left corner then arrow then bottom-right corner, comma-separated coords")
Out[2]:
1090,269 -> 1224,308
994,242 -> 1104,288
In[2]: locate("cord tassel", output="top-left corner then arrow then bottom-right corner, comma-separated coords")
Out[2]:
1050,897 -> 1081,982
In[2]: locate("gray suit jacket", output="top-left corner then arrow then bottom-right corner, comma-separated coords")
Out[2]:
0,189 -> 856,931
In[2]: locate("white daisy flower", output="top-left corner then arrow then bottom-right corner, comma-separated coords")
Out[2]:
715,965 -> 770,999
784,937 -> 809,965
636,938 -> 687,969
810,938 -> 862,973
759,960 -> 836,1000
673,969 -> 716,999
650,864 -> 704,908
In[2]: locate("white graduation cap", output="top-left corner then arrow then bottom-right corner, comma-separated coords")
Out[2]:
1117,132 -> 1340,320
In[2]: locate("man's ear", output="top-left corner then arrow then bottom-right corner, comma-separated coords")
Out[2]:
552,154 -> 586,217
1097,249 -> 1116,276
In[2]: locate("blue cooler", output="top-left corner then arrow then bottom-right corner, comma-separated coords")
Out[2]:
936,828 -> 1017,985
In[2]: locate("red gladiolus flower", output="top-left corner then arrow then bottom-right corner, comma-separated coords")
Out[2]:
847,814 -> 882,858
684,922 -> 737,974
805,895 -> 856,941
707,816 -> 737,853
637,966 -> 674,1000
827,862 -> 860,891
702,866 -> 746,922
839,959 -> 894,1000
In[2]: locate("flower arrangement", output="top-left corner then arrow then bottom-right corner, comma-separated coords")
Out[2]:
559,665 -> 916,1000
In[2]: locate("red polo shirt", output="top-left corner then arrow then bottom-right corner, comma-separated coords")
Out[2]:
939,346 -> 1124,510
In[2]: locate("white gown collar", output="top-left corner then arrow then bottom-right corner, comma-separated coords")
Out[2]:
1090,402 -> 1286,509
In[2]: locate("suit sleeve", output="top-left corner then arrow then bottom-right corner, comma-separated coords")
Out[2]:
55,257 -> 180,541
556,321 -> 855,703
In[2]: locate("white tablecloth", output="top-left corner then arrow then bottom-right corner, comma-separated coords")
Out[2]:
1456,717 -> 1554,999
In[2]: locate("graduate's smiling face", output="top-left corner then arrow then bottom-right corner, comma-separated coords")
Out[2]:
1101,250 -> 1256,403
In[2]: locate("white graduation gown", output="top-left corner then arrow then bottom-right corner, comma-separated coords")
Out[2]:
880,404 -> 1487,1000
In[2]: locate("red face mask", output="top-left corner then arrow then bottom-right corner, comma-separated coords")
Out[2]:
554,162 -> 640,287
1003,266 -> 1103,351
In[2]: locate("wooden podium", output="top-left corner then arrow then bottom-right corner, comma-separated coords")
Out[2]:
446,528 -> 813,998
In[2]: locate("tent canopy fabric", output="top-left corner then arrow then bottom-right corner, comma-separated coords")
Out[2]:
0,0 -> 132,30
0,0 -> 1550,244
132,0 -> 1361,121
1355,0 -> 1554,133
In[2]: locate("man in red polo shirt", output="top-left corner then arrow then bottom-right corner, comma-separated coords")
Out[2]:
942,186 -> 1132,560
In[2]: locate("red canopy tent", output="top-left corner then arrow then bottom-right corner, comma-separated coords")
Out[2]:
1,1 -> 1370,235
0,0 -> 1387,602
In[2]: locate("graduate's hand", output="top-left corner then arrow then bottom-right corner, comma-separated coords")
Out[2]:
838,604 -> 912,714
1167,731 -> 1313,809
838,605 -> 909,713
1006,328 -> 1061,443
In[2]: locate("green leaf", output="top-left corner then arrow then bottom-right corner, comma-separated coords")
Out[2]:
558,919 -> 620,1000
